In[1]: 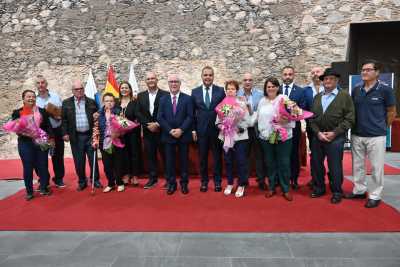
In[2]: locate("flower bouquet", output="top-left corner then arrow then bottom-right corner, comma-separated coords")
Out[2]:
103,115 -> 139,154
215,96 -> 246,152
269,96 -> 313,144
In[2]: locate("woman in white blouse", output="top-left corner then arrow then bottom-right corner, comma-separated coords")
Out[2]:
216,80 -> 255,198
257,77 -> 295,201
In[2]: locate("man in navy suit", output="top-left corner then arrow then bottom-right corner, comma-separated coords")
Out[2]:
191,66 -> 226,192
280,66 -> 305,190
157,74 -> 193,195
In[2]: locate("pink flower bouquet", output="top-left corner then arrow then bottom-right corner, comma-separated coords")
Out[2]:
103,115 -> 140,154
269,96 -> 313,144
215,96 -> 246,152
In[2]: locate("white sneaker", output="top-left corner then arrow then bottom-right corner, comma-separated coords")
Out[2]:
103,186 -> 113,193
235,186 -> 245,198
117,185 -> 125,192
224,185 -> 234,195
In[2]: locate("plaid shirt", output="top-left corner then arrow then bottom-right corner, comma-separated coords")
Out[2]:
74,97 -> 90,132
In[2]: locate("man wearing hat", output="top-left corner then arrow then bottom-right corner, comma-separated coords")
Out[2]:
309,68 -> 355,204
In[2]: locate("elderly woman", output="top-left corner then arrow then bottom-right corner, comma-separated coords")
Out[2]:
93,93 -> 127,193
257,77 -> 295,201
216,80 -> 255,198
118,81 -> 142,187
10,90 -> 53,200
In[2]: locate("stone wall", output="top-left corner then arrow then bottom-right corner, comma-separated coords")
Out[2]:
1,0 -> 399,158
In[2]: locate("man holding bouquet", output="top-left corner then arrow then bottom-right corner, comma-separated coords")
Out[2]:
157,74 -> 193,195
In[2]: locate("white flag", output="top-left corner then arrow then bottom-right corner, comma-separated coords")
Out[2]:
128,63 -> 139,96
84,68 -> 98,99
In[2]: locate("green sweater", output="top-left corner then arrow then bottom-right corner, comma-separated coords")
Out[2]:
310,89 -> 355,136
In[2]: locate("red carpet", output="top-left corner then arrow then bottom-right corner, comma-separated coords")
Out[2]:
0,159 -> 399,232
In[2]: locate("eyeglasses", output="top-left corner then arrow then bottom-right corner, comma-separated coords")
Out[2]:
168,80 -> 180,84
361,68 -> 376,73
243,79 -> 253,82
73,87 -> 84,91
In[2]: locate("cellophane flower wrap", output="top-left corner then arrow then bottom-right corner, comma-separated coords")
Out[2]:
103,115 -> 139,154
215,96 -> 246,152
3,107 -> 51,151
269,96 -> 313,144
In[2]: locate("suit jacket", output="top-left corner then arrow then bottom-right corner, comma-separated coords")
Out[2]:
191,84 -> 225,137
279,84 -> 305,109
135,89 -> 168,137
157,92 -> 193,144
61,96 -> 98,143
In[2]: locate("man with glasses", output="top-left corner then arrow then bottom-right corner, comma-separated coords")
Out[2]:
61,80 -> 101,191
237,72 -> 266,190
344,60 -> 396,208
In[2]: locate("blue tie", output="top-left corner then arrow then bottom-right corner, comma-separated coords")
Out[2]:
205,87 -> 211,109
284,85 -> 289,96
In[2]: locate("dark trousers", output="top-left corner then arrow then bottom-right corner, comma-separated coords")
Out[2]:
247,127 -> 267,182
70,133 -> 99,186
143,133 -> 165,181
224,140 -> 249,186
198,133 -> 222,184
261,139 -> 292,193
290,122 -> 301,185
123,129 -> 142,177
51,126 -> 65,183
164,142 -> 189,186
100,147 -> 126,187
306,125 -> 316,184
311,135 -> 345,195
18,140 -> 50,195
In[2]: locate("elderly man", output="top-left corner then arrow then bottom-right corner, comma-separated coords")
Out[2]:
345,60 -> 396,208
280,66 -> 305,190
237,72 -> 266,190
157,74 -> 193,195
35,75 -> 65,188
135,71 -> 168,189
310,68 -> 355,204
62,80 -> 101,191
191,66 -> 225,192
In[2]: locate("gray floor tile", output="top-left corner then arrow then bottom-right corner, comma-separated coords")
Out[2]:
112,256 -> 232,267
0,232 -> 88,256
178,236 -> 291,258
0,180 -> 24,200
353,258 -> 400,267
232,258 -> 306,267
288,234 -> 400,258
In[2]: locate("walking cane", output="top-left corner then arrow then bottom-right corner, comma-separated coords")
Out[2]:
91,149 -> 97,196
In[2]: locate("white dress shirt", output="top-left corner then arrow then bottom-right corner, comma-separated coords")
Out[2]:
148,89 -> 158,115
282,82 -> 294,97
170,92 -> 180,106
202,84 -> 213,103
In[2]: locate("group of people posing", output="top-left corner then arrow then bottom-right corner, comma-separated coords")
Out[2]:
10,59 -> 396,209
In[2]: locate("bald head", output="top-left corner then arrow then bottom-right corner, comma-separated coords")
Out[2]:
242,72 -> 254,92
310,67 -> 324,83
145,71 -> 158,91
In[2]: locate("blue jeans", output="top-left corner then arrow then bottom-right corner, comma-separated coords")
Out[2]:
224,140 -> 249,186
18,140 -> 50,194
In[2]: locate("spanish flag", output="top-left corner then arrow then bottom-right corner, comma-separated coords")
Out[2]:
104,65 -> 119,98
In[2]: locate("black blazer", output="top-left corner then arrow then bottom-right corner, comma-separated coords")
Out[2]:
61,96 -> 98,143
135,89 -> 168,137
12,107 -> 53,142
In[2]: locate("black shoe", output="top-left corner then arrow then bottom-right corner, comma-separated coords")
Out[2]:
93,181 -> 102,188
40,188 -> 52,196
181,184 -> 189,194
144,179 -> 157,189
343,192 -> 367,199
200,182 -> 208,192
167,184 -> 177,195
365,199 -> 381,208
310,191 -> 325,198
214,183 -> 222,192
258,182 -> 267,191
25,194 -> 34,201
77,184 -> 87,191
331,194 -> 342,204
52,178 -> 66,188
291,183 -> 299,190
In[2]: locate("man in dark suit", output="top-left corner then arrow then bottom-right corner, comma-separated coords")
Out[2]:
62,80 -> 101,191
135,71 -> 168,189
157,74 -> 193,195
191,66 -> 225,192
280,66 -> 305,190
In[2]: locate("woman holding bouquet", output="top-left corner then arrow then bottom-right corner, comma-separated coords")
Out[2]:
216,80 -> 255,198
118,81 -> 142,187
92,93 -> 128,193
257,77 -> 296,201
10,90 -> 53,200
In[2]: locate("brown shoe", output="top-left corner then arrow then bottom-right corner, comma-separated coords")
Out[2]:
265,191 -> 275,198
283,192 -> 293,201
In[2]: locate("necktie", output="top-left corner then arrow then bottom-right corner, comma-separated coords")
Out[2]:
205,87 -> 211,109
172,95 -> 177,114
284,85 -> 289,96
